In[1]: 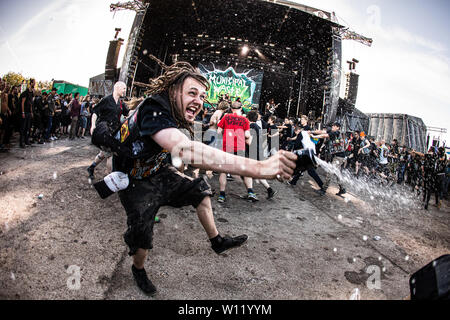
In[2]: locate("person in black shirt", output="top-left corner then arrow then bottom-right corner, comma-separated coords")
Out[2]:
105,60 -> 297,296
19,79 -> 35,148
288,126 -> 327,195
310,123 -> 346,196
31,91 -> 46,144
87,82 -> 129,179
267,115 -> 279,156
246,110 -> 277,199
279,117 -> 293,150
299,115 -> 312,131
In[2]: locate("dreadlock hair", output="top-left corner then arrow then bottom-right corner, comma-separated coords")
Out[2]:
145,54 -> 210,135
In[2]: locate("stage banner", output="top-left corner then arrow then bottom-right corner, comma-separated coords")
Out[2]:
198,63 -> 264,111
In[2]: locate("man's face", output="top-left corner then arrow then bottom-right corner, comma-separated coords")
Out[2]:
177,77 -> 206,123
116,85 -> 126,97
332,125 -> 340,132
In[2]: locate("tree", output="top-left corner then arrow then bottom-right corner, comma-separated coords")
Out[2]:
2,71 -> 25,87
36,80 -> 52,91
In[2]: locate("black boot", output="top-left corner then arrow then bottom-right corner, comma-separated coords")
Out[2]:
336,186 -> 346,196
210,234 -> 248,254
131,265 -> 157,296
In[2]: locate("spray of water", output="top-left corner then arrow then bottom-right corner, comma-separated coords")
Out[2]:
315,157 -> 421,212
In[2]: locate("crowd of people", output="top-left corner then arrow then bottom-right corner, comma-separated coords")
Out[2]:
0,77 -> 97,150
2,75 -> 448,210
193,95 -> 449,210
1,67 -> 448,296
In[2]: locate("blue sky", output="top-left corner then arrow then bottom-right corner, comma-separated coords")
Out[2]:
0,0 -> 449,144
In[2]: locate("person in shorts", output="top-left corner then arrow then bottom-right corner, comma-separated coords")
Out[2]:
108,59 -> 297,296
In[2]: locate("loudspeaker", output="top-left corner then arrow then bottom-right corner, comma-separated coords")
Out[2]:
345,72 -> 359,105
105,40 -> 123,81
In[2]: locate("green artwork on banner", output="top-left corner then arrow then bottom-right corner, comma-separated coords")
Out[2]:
199,64 -> 263,109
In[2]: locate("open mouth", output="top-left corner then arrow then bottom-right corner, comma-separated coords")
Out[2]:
186,106 -> 197,117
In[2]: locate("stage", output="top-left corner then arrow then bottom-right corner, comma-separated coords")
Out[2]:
118,0 -> 344,122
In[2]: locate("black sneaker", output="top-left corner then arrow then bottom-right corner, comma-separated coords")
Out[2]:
131,265 -> 157,296
226,174 -> 234,181
211,235 -> 248,254
267,189 -> 277,200
87,166 -> 95,179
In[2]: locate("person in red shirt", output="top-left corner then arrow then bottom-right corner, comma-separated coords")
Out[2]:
217,101 -> 258,202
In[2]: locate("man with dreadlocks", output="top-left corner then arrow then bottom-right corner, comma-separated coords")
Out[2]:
108,57 -> 297,296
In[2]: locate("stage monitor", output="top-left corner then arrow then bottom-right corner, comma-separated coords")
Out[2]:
199,63 -> 264,110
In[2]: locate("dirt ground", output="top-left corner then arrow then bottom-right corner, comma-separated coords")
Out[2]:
0,134 -> 449,300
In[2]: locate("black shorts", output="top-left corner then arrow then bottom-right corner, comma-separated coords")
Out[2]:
118,165 -> 213,256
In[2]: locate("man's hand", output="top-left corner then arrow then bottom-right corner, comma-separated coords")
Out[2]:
259,150 -> 297,181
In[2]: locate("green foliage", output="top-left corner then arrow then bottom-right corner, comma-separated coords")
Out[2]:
2,71 -> 26,87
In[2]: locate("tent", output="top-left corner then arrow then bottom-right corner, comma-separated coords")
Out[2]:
51,80 -> 88,96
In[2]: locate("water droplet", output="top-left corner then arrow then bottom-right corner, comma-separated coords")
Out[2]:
362,235 -> 368,241
432,261 -> 437,267
411,278 -> 416,284
378,256 -> 382,261
333,248 -> 337,252
11,273 -> 15,281
53,172 -> 57,179
337,214 -> 342,220
382,267 -> 386,272
370,196 -> 374,200
88,178 -> 92,184
352,258 -> 356,263
405,255 -> 409,261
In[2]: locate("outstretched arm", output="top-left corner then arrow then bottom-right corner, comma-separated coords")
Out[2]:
152,127 -> 297,180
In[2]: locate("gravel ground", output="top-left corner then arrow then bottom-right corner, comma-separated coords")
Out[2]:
0,134 -> 449,300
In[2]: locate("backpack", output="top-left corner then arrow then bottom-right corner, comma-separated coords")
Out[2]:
91,98 -> 154,160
